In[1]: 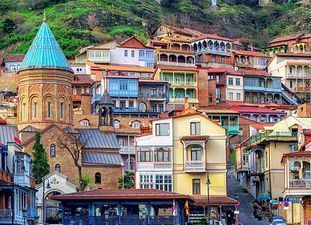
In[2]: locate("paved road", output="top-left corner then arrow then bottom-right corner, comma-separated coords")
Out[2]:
227,168 -> 270,225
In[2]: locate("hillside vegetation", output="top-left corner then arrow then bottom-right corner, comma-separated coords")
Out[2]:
0,0 -> 310,58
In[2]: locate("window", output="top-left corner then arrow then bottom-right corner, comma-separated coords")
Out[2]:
155,175 -> 172,192
192,179 -> 200,194
80,119 -> 90,126
190,122 -> 200,135
95,172 -> 101,184
290,81 -> 293,88
47,101 -> 51,118
265,151 -> 268,168
211,55 -> 216,63
55,164 -> 61,173
124,50 -> 128,57
16,156 -> 24,174
146,50 -> 153,58
159,104 -> 164,112
138,150 -> 152,162
191,147 -> 202,161
131,50 -> 135,57
119,138 -> 126,146
120,100 -> 126,109
155,123 -> 169,136
228,92 -> 234,101
33,102 -> 38,119
22,102 -> 26,121
146,62 -> 154,68
128,100 -> 134,108
228,77 -> 234,85
151,104 -> 157,112
236,93 -> 241,101
114,120 -> 120,128
120,81 -> 128,90
236,78 -> 241,86
140,175 -> 153,189
139,50 -> 145,57
132,121 -> 141,129
155,147 -> 170,162
50,144 -> 56,158
60,102 -> 64,119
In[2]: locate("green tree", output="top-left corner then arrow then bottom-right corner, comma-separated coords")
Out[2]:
32,133 -> 50,184
118,171 -> 134,189
2,19 -> 16,34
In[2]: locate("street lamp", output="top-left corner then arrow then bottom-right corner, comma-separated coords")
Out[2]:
121,162 -> 125,189
206,176 -> 211,224
42,178 -> 51,224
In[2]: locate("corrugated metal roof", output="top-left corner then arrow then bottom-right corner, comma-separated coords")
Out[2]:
0,125 -> 17,145
78,129 -> 119,149
19,22 -> 73,73
20,125 -> 39,132
98,90 -> 114,105
82,151 -> 122,166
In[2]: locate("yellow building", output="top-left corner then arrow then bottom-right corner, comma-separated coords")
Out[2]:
135,107 -> 238,222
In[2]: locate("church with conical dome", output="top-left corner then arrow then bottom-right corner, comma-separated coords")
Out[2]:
17,21 -> 74,132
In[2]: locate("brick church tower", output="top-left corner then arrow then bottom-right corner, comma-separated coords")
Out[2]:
17,21 -> 74,132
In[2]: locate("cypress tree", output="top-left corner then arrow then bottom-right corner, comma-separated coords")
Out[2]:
32,133 -> 50,184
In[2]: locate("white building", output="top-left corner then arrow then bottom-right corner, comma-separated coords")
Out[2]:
135,118 -> 173,191
75,36 -> 155,68
226,73 -> 244,102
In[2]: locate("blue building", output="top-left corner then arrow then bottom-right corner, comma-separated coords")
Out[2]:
0,125 -> 37,225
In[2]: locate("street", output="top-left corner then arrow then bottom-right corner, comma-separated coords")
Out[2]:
227,168 -> 270,225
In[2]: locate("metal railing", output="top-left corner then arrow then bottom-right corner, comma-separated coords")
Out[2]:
289,180 -> 311,189
119,146 -> 135,154
153,162 -> 172,169
0,209 -> 12,217
246,131 -> 297,146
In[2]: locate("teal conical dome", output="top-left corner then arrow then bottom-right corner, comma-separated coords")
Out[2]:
19,22 -> 73,73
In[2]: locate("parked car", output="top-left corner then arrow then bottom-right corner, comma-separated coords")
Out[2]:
270,216 -> 287,225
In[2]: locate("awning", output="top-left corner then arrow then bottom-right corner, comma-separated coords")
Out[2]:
191,195 -> 239,206
257,193 -> 270,201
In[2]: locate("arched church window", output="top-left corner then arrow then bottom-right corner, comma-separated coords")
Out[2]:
33,102 -> 38,119
95,172 -> 101,184
50,144 -> 56,158
80,119 -> 89,127
55,164 -> 61,173
47,101 -> 51,118
60,102 -> 64,119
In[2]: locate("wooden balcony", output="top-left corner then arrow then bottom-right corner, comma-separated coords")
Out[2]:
153,162 -> 173,169
294,86 -> 311,92
0,170 -> 11,183
184,160 -> 206,172
284,179 -> 311,197
119,146 -> 135,155
289,180 -> 311,189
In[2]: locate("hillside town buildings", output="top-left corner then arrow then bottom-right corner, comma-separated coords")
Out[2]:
1,20 -> 311,224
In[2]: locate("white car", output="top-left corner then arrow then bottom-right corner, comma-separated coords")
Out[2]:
270,219 -> 287,225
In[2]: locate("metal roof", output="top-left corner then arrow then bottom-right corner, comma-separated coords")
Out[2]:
82,151 -> 122,166
98,90 -> 114,106
52,188 -> 192,201
19,125 -> 39,133
78,129 -> 119,149
19,22 -> 73,73
0,125 -> 17,145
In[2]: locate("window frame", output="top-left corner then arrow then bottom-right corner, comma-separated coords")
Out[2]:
50,144 -> 56,158
190,122 -> 201,135
192,179 -> 201,194
95,172 -> 101,184
155,123 -> 170,136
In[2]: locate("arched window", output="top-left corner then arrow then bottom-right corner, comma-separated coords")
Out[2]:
60,102 -> 64,119
113,120 -> 120,128
80,119 -> 90,127
132,121 -> 141,129
47,101 -> 51,118
50,144 -> 56,158
55,164 -> 61,173
95,172 -> 101,184
31,97 -> 38,120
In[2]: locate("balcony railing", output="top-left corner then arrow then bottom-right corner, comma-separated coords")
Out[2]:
157,61 -> 195,67
184,160 -> 205,172
153,162 -> 172,169
170,81 -> 197,87
0,209 -> 12,217
139,93 -> 167,99
119,146 -> 135,154
196,48 -> 232,56
246,131 -> 297,146
294,86 -> 311,92
289,180 -> 311,189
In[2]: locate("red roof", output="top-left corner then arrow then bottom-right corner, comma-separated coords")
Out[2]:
281,151 -> 311,163
276,52 -> 311,58
52,189 -> 192,201
4,54 -> 24,62
73,74 -> 92,85
270,33 -> 304,44
240,69 -> 269,76
233,50 -> 267,58
156,65 -> 198,72
193,34 -> 233,42
192,195 -> 239,206
119,36 -> 154,49
231,106 -> 286,114
207,68 -> 242,75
